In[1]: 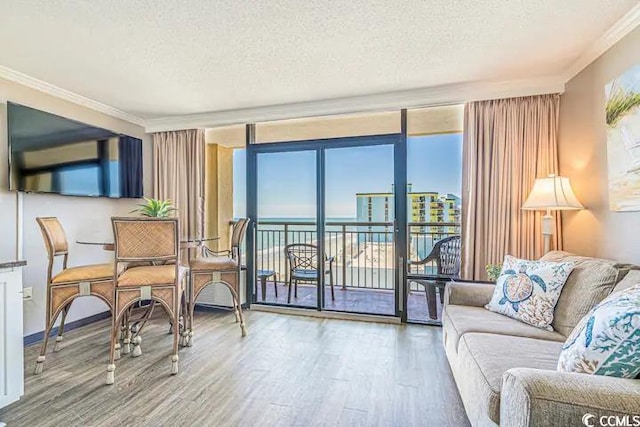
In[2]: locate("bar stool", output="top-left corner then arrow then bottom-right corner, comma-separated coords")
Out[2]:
186,218 -> 250,346
106,217 -> 187,385
34,217 -> 116,375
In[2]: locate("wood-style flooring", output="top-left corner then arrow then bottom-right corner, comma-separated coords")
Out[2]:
1,310 -> 469,427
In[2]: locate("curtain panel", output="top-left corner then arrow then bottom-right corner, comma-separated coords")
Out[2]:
461,94 -> 562,280
152,129 -> 205,240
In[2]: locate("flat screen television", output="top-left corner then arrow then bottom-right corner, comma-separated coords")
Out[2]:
7,102 -> 143,198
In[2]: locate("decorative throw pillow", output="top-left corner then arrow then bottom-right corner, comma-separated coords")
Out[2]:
558,284 -> 640,378
485,255 -> 574,330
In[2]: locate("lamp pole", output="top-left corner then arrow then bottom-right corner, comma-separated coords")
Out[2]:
541,208 -> 554,254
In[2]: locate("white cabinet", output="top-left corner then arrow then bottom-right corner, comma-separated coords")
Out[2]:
0,263 -> 24,409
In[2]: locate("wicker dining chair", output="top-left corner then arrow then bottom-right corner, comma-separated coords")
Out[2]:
106,217 -> 187,385
186,218 -> 250,346
408,235 -> 461,320
284,243 -> 335,304
34,217 -> 116,375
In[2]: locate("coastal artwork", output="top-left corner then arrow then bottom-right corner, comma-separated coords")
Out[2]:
606,64 -> 640,211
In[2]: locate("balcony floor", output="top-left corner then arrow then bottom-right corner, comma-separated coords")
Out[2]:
253,282 -> 443,322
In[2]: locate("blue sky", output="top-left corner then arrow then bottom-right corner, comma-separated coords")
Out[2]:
233,133 -> 463,218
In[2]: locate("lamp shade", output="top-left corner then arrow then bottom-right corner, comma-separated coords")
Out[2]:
522,175 -> 584,210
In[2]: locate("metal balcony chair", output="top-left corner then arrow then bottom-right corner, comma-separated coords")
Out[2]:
408,235 -> 461,320
284,243 -> 335,304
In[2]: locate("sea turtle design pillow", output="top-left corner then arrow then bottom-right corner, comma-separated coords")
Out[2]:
558,284 -> 640,378
485,255 -> 574,330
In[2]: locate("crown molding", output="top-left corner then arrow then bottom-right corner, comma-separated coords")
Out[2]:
144,76 -> 565,132
562,3 -> 640,82
0,65 -> 146,127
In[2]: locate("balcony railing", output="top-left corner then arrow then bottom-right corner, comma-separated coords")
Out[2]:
255,220 -> 460,291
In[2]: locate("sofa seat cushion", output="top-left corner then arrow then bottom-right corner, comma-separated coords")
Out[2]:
540,251 -> 628,336
52,263 -> 114,284
443,305 -> 565,355
457,333 -> 563,424
117,265 -> 187,287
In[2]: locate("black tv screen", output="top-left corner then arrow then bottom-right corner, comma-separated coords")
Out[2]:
7,103 -> 143,198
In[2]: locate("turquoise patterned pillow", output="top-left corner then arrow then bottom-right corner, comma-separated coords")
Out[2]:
558,284 -> 640,378
485,255 -> 574,330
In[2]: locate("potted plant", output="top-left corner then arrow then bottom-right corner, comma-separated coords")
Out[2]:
485,263 -> 502,282
131,198 -> 176,218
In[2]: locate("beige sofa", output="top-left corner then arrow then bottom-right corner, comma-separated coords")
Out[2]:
442,251 -> 640,427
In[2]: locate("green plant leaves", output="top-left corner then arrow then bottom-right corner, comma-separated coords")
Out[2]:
130,197 -> 177,218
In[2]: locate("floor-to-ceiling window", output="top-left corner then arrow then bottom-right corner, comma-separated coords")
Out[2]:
223,106 -> 463,322
405,106 -> 464,324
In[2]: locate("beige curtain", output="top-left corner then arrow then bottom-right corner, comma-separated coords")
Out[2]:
461,94 -> 562,280
152,129 -> 205,240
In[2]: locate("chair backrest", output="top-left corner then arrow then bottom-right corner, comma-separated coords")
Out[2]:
111,217 -> 180,263
36,216 -> 69,282
434,235 -> 461,276
36,217 -> 69,259
231,218 -> 250,260
285,243 -> 319,272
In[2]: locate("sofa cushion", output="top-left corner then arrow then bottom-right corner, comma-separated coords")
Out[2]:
457,333 -> 563,424
612,269 -> 640,294
486,255 -> 574,331
558,284 -> 640,378
540,251 -> 626,337
443,305 -> 565,356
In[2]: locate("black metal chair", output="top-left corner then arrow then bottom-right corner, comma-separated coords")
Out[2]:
284,243 -> 335,303
408,235 -> 461,320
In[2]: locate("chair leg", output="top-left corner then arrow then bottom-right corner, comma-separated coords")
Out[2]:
287,276 -> 293,304
425,284 -> 438,320
53,301 -> 73,352
187,277 -> 195,347
260,276 -> 267,302
170,299 -> 180,375
179,293 -> 189,347
273,274 -> 278,298
106,311 -> 122,385
294,280 -> 298,299
228,286 -> 247,337
122,308 -> 132,354
34,314 -> 57,375
330,269 -> 335,301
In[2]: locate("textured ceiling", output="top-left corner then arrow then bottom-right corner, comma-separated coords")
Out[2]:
0,0 -> 636,119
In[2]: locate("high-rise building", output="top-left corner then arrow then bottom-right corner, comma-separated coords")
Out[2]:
355,187 -> 461,253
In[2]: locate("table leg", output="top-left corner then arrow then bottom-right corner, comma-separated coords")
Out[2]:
261,276 -> 267,302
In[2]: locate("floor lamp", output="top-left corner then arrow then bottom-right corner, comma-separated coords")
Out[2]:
522,174 -> 584,254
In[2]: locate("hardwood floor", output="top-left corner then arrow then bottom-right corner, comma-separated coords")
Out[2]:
2,310 -> 469,427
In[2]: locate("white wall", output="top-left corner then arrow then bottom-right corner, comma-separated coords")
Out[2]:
559,26 -> 640,264
0,77 -> 151,336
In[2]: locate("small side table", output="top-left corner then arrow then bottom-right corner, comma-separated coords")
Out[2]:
256,270 -> 277,301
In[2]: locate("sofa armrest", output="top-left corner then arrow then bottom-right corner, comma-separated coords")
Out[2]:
501,368 -> 640,427
444,281 -> 495,307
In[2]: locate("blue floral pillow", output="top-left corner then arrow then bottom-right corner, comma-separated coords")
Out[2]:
558,284 -> 640,378
486,255 -> 575,330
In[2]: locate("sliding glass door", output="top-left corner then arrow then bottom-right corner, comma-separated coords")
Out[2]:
247,134 -> 405,317
323,144 -> 396,315
254,150 -> 318,308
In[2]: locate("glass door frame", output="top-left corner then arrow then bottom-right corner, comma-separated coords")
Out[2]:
245,118 -> 408,319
